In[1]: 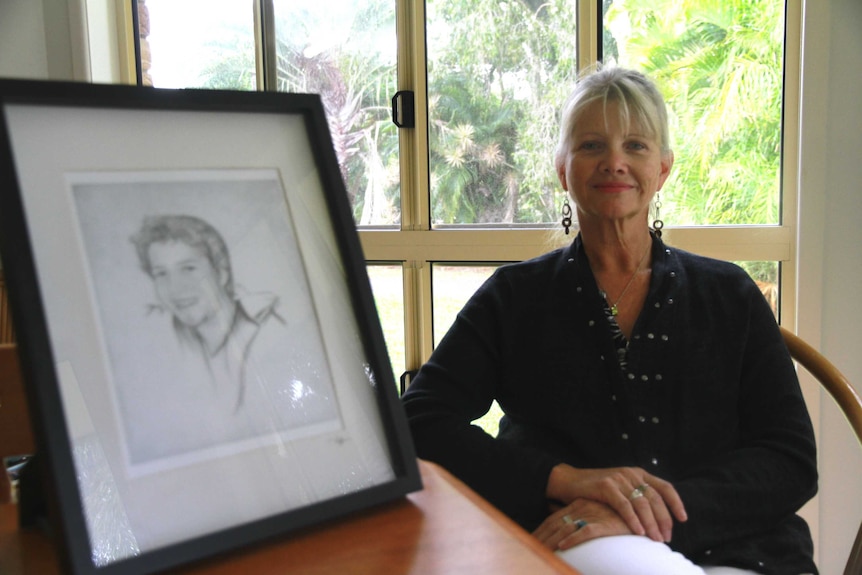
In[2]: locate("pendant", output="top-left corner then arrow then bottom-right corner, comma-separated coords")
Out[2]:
610,304 -> 619,316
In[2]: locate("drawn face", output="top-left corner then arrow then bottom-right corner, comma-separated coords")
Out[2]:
148,240 -> 230,329
556,99 -> 672,226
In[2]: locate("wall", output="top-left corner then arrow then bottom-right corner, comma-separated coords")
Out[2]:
0,0 -> 49,79
0,0 -> 98,83
798,0 -> 862,572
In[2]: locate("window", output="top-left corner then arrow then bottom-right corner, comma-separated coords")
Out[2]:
603,0 -> 784,227
426,0 -> 578,226
135,0 -> 798,385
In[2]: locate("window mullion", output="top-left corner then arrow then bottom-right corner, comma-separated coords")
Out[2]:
254,0 -> 277,92
402,260 -> 434,372
397,0 -> 431,232
780,0 -> 803,332
394,0 -> 434,370
578,0 -> 600,70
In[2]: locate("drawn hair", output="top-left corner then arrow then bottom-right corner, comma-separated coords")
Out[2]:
130,214 -> 234,298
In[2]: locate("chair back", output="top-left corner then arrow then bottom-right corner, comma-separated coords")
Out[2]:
780,327 -> 862,575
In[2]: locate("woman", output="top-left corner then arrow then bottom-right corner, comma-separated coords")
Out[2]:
401,67 -> 818,574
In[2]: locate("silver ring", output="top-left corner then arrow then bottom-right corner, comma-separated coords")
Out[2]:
629,483 -> 649,500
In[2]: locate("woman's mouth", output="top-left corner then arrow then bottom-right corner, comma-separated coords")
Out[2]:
595,182 -> 634,193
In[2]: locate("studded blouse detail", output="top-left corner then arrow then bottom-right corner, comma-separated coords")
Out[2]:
570,237 -> 681,477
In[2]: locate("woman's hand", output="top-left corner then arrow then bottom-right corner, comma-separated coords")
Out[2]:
545,463 -> 687,543
533,498 -> 632,550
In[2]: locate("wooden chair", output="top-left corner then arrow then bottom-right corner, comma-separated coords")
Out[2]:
780,326 -> 862,575
0,344 -> 35,504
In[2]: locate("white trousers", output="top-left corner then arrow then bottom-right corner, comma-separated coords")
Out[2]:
556,535 -> 760,575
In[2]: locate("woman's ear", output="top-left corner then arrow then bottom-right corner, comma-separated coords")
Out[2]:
657,150 -> 674,191
556,159 -> 568,191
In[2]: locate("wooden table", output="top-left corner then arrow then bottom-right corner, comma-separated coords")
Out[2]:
1,460 -> 578,574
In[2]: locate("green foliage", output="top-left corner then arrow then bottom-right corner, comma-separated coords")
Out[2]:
191,0 -> 784,228
427,0 -> 784,226
197,1 -> 401,226
199,23 -> 256,91
427,0 -> 578,224
606,0 -> 784,226
271,2 -> 401,225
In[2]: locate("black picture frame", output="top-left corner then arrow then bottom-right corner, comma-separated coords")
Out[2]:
0,79 -> 421,575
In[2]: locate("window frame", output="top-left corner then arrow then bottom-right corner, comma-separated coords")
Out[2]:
128,0 -> 802,376
367,0 -> 801,375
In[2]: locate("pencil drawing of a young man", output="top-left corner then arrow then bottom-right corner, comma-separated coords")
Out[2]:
125,214 -> 339,465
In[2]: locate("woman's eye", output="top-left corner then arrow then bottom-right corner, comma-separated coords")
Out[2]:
579,141 -> 601,151
627,141 -> 647,151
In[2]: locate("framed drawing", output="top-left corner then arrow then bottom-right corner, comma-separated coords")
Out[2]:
0,79 -> 421,574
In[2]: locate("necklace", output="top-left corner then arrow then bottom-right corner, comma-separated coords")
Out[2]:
597,245 -> 651,316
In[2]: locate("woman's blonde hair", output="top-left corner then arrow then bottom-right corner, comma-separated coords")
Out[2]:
554,66 -> 671,171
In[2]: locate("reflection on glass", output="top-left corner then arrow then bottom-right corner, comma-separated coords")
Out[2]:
426,0 -> 578,226
603,0 -> 784,226
432,264 -> 502,434
367,265 -> 405,386
736,261 -> 780,318
273,0 -> 400,228
142,0 -> 256,89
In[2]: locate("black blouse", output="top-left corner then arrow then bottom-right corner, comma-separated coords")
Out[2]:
402,233 -> 818,575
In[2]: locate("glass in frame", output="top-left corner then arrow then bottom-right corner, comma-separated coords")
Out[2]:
140,0 -> 256,90
273,0 -> 401,228
737,260 -> 780,318
431,264 -> 502,435
367,264 -> 406,384
603,0 -> 785,227
426,0 -> 579,227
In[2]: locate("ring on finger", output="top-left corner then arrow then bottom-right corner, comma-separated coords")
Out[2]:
629,483 -> 649,500
562,515 -> 588,531
574,519 -> 588,530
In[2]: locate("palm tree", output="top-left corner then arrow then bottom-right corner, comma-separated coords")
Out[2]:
606,0 -> 784,226
426,0 -> 578,225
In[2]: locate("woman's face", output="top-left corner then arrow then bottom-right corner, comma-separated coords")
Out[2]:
556,99 -> 672,227
148,240 -> 230,330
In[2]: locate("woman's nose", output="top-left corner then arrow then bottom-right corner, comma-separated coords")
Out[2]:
600,148 -> 627,173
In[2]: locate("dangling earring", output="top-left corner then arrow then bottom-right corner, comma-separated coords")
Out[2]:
652,193 -> 664,238
561,200 -> 573,235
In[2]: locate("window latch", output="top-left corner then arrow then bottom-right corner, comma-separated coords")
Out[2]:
399,369 -> 418,395
391,90 -> 415,128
